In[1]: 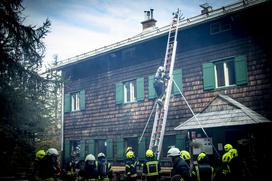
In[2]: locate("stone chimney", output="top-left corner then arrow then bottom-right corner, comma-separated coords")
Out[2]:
200,3 -> 213,14
141,9 -> 157,31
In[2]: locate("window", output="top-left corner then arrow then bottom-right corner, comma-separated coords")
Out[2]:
71,92 -> 80,111
64,90 -> 85,112
210,21 -> 231,35
115,78 -> 144,104
96,139 -> 107,155
202,55 -> 248,90
214,60 -> 235,88
124,80 -> 137,103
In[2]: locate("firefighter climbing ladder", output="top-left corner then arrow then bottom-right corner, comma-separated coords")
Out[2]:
149,9 -> 183,159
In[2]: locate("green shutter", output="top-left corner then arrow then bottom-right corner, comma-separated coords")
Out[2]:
106,139 -> 113,161
80,140 -> 86,160
64,93 -> 71,112
136,77 -> 144,101
138,137 -> 146,161
148,75 -> 156,99
115,82 -> 124,104
235,55 -> 248,85
202,63 -> 215,90
80,90 -> 85,110
173,69 -> 183,95
116,138 -> 124,160
176,134 -> 186,150
64,139 -> 71,162
87,139 -> 96,155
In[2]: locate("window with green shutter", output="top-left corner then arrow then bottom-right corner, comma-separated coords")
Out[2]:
64,93 -> 71,112
79,90 -> 85,110
136,78 -> 144,101
138,137 -> 146,161
106,139 -> 113,161
86,139 -> 96,155
80,140 -> 86,160
176,134 -> 186,150
116,138 -> 124,160
148,75 -> 156,99
235,55 -> 248,85
115,82 -> 124,104
203,63 -> 216,90
64,139 -> 71,163
203,55 -> 248,90
173,69 -> 183,95
116,77 -> 144,104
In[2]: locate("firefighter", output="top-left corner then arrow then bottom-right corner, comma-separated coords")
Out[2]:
97,152 -> 112,181
228,148 -> 244,181
32,149 -> 46,180
219,151 -> 233,181
125,151 -> 138,181
192,152 -> 214,181
167,147 -> 190,181
83,154 -> 99,181
39,148 -> 61,181
142,149 -> 160,181
180,150 -> 191,167
153,66 -> 168,106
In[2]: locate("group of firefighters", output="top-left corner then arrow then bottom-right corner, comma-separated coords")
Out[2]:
32,143 -> 241,181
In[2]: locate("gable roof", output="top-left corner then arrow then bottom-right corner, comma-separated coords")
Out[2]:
52,0 -> 267,70
174,94 -> 271,130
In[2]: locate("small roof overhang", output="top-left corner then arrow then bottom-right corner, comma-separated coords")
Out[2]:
174,94 -> 271,130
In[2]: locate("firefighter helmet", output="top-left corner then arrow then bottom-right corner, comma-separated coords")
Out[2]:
197,152 -> 206,162
146,149 -> 154,158
126,151 -> 134,159
222,152 -> 232,163
224,144 -> 233,152
85,154 -> 95,161
180,150 -> 191,160
167,147 -> 180,157
98,152 -> 105,158
229,148 -> 238,158
46,148 -> 59,156
36,150 -> 45,160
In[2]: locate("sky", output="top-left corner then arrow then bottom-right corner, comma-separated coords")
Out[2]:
22,0 -> 239,68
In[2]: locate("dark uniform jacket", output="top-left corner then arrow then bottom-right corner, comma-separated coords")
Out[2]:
172,157 -> 190,181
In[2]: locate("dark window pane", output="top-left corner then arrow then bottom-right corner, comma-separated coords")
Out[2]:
227,61 -> 235,85
96,140 -> 106,154
215,63 -> 225,87
162,135 -> 176,157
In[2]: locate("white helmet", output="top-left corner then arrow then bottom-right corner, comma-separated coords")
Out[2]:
85,154 -> 95,161
46,148 -> 59,156
158,66 -> 165,72
167,147 -> 180,157
97,152 -> 105,158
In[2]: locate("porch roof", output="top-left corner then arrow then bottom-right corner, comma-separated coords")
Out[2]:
174,94 -> 271,130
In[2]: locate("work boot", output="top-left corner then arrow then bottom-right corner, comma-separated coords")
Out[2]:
157,99 -> 163,106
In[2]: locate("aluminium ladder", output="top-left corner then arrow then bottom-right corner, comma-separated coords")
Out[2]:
149,9 -> 182,159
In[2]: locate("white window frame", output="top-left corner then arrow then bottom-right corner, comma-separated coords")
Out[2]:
71,92 -> 80,111
214,60 -> 235,88
124,80 -> 136,103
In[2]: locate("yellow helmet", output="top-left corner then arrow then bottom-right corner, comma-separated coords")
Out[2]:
146,149 -> 154,158
229,148 -> 238,158
222,152 -> 232,163
126,151 -> 134,159
180,150 -> 191,160
36,150 -> 45,160
197,152 -> 206,162
224,144 -> 233,152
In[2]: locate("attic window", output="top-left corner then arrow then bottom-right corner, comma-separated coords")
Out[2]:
210,21 -> 231,35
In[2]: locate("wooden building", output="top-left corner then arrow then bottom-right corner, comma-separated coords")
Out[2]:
55,0 -> 272,173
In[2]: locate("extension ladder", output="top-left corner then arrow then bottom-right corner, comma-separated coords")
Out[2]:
149,9 -> 182,159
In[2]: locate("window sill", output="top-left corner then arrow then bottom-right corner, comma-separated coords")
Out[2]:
215,84 -> 236,90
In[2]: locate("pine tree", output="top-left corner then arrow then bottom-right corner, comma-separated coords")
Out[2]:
0,0 -> 59,176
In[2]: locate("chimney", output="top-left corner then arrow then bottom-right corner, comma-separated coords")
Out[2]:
141,9 -> 157,31
200,3 -> 213,14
